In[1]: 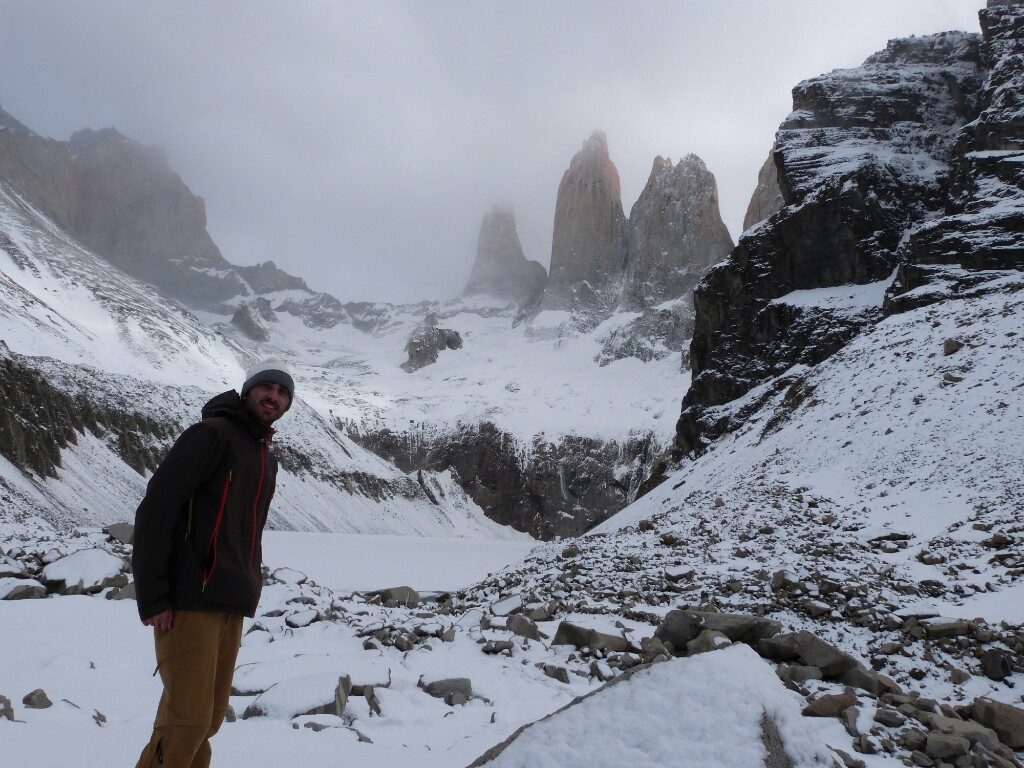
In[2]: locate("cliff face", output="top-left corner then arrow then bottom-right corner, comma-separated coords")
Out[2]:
0,113 -> 351,324
540,131 -> 628,317
463,206 -> 546,306
68,128 -> 246,310
678,5 -> 1024,457
898,2 -> 1024,276
623,154 -> 733,310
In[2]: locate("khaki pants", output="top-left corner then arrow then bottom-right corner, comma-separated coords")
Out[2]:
135,611 -> 244,768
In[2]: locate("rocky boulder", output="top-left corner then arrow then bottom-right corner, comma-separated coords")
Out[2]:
654,610 -> 781,653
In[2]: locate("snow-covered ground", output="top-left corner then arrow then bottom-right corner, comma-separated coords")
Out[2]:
0,534 -> 844,768
206,293 -> 685,450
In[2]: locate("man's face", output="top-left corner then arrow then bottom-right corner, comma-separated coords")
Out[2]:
243,381 -> 291,426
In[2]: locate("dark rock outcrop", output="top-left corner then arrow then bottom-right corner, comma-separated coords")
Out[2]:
349,422 -> 668,538
235,260 -> 310,294
401,326 -> 463,373
464,206 -> 546,306
0,345 -> 173,479
230,302 -> 271,342
678,28 -> 990,456
892,1 -> 1024,282
623,154 -> 733,310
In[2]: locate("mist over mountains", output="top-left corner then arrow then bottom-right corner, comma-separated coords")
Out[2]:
1,3 -> 1023,765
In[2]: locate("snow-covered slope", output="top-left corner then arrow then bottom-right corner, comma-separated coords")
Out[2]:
0,179 -> 521,539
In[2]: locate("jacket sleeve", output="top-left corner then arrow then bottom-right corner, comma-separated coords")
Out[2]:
132,421 -> 227,620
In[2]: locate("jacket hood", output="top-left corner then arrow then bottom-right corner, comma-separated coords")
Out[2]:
201,390 -> 274,440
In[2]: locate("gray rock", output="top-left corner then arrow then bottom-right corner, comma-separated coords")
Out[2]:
639,636 -> 671,663
924,732 -> 969,760
921,618 -> 971,639
104,522 -> 134,545
528,600 -> 559,622
970,697 -> 1024,749
686,629 -> 731,656
2,580 -> 47,600
364,686 -> 382,717
924,713 -> 1000,750
759,630 -> 859,677
463,205 -> 546,306
393,633 -> 416,652
655,610 -> 780,653
776,664 -> 823,686
840,663 -> 899,696
482,640 -> 514,655
107,581 -> 137,601
335,676 -> 352,717
979,648 -> 1014,681
401,328 -> 463,373
421,677 -> 472,700
802,691 -> 857,718
0,694 -> 13,720
743,144 -> 785,231
543,665 -> 570,684
539,131 -> 628,318
874,707 -> 907,727
552,621 -> 630,653
22,689 -> 52,709
830,747 -> 866,768
368,586 -> 419,608
760,710 -> 796,768
506,614 -> 541,642
622,154 -> 733,310
841,705 -> 861,737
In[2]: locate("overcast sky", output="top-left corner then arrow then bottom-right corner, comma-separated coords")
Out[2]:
0,1 -> 985,303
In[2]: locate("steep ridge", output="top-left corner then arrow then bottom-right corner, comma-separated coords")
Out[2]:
678,26 -> 997,455
0,176 -> 519,539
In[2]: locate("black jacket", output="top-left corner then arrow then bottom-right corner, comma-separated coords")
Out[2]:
132,390 -> 277,620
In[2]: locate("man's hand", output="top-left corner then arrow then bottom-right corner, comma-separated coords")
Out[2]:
143,609 -> 174,631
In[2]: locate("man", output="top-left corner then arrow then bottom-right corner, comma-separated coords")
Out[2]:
132,358 -> 294,768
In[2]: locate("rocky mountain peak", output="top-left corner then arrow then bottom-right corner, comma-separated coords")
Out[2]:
539,130 -> 628,317
742,144 -> 784,232
622,153 -> 733,310
463,205 -> 546,306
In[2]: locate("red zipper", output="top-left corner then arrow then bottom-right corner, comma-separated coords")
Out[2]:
202,469 -> 233,589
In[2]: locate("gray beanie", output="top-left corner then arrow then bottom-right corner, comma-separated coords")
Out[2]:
241,358 -> 295,404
